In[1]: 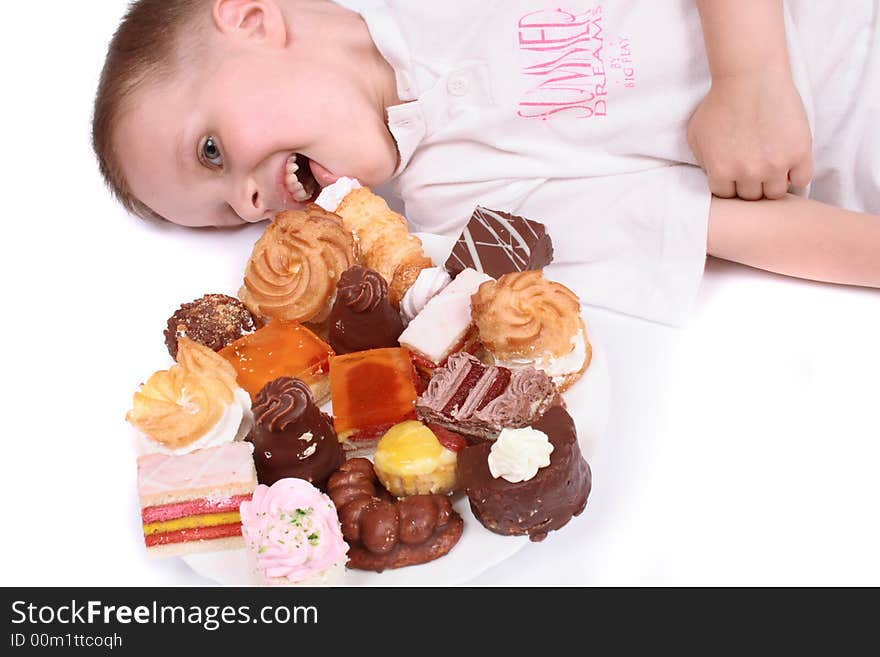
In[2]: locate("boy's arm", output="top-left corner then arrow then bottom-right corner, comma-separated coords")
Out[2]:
708,195 -> 880,288
688,0 -> 813,201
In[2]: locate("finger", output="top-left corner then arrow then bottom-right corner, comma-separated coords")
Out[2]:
708,175 -> 736,199
762,174 -> 790,200
735,178 -> 764,201
789,158 -> 814,189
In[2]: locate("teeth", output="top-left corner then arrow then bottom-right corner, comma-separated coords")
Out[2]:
284,155 -> 312,201
283,153 -> 317,202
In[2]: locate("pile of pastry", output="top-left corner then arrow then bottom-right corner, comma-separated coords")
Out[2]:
126,179 -> 593,585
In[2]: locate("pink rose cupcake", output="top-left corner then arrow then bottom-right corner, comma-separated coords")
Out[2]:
240,478 -> 348,586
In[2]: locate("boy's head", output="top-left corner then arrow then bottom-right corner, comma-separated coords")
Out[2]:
93,0 -> 400,227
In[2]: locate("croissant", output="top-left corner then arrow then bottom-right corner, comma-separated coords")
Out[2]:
331,188 -> 433,307
326,458 -> 463,572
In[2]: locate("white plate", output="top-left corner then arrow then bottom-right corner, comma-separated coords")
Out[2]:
182,233 -> 610,586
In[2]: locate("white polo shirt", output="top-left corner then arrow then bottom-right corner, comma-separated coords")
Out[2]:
337,0 -> 817,325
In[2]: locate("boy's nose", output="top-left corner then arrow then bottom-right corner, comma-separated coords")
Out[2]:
230,178 -> 268,223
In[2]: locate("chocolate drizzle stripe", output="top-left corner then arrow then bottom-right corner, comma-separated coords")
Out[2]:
461,226 -> 484,272
475,207 -> 531,266
471,209 -> 523,270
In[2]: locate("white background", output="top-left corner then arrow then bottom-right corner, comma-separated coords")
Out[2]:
1,2 -> 877,587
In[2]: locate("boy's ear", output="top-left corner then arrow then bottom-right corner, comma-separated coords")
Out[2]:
212,0 -> 287,46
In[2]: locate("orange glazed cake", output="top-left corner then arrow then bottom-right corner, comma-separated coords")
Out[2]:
329,347 -> 419,456
218,320 -> 334,405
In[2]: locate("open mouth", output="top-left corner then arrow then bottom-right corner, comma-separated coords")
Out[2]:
284,153 -> 320,203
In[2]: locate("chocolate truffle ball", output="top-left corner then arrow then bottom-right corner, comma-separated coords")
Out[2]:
164,293 -> 259,359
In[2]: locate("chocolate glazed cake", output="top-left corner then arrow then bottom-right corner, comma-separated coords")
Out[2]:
328,265 -> 404,355
415,353 -> 560,441
457,405 -> 591,542
444,206 -> 553,279
248,377 -> 343,490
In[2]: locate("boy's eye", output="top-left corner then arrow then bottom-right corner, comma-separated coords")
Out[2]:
199,136 -> 224,168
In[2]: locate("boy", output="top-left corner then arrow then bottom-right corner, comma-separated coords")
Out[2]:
93,0 -> 879,325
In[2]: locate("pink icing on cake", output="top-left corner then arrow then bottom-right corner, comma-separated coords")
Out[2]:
240,478 -> 348,584
137,442 -> 257,505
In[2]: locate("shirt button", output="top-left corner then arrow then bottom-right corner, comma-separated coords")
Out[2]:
447,76 -> 469,96
397,71 -> 413,95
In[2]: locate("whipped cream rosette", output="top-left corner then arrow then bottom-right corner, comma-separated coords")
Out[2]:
126,338 -> 253,455
488,427 -> 554,483
240,478 -> 348,586
472,270 -> 592,391
399,266 -> 452,326
239,207 -> 356,323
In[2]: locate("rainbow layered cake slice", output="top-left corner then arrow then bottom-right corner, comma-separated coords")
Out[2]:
137,441 -> 258,557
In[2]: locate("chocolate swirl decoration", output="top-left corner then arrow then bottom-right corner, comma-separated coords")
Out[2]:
327,265 -> 405,355
239,207 -> 356,323
251,377 -> 313,433
471,270 -> 581,360
338,265 -> 387,313
248,376 -> 344,489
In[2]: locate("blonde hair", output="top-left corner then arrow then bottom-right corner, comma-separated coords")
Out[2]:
92,0 -> 211,221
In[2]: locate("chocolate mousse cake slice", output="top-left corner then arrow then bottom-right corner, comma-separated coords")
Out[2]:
415,353 -> 560,441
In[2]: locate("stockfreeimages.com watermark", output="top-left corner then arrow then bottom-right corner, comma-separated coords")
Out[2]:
10,599 -> 318,633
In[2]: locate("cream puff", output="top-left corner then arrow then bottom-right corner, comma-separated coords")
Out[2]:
471,270 -> 591,391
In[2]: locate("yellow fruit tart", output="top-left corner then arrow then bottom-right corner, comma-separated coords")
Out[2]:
373,420 -> 463,496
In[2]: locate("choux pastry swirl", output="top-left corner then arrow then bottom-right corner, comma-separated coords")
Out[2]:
239,207 -> 356,323
471,270 -> 582,360
126,338 -> 242,451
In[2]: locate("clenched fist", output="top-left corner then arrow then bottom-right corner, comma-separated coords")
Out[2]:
687,70 -> 813,200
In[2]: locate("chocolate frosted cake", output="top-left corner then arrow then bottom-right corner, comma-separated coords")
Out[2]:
444,207 -> 553,279
328,266 -> 404,355
164,293 -> 259,359
457,405 -> 591,542
248,377 -> 343,490
415,353 -> 560,441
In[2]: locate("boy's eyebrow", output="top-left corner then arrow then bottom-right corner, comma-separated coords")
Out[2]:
174,129 -> 191,173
